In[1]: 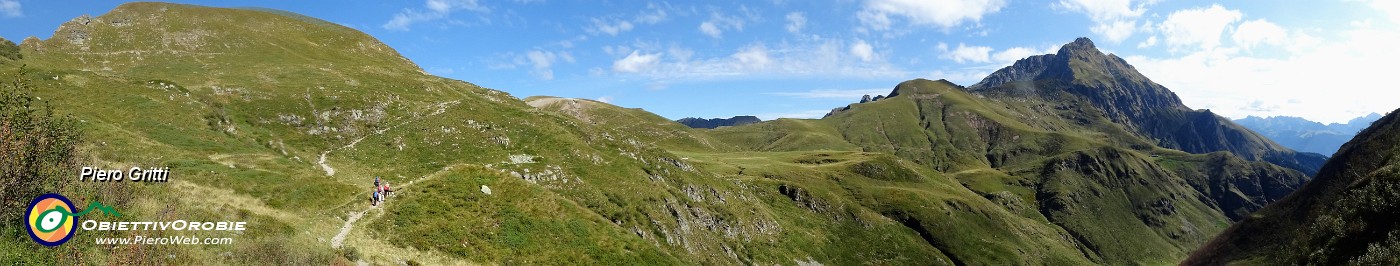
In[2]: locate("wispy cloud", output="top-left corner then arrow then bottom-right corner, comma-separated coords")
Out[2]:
383,0 -> 489,31
1053,0 -> 1160,43
698,11 -> 747,38
586,18 -> 634,36
0,0 -> 21,18
785,12 -> 806,34
859,0 -> 1008,31
608,40 -> 907,80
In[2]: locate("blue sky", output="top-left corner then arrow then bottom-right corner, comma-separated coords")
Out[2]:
1,0 -> 1398,123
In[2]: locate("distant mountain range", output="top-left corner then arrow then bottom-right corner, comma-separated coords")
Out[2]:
1188,109 -> 1400,265
676,116 -> 761,129
1234,113 -> 1384,156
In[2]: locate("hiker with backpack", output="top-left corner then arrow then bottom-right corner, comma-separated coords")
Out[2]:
371,176 -> 385,206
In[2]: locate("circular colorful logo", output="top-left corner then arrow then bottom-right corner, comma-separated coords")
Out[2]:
26,193 -> 77,246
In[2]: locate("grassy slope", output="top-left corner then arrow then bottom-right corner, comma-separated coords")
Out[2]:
1185,108 -> 1400,265
0,3 -> 768,264
531,96 -> 1100,264
699,79 -> 1312,265
0,3 -> 1324,265
2,3 -> 1060,265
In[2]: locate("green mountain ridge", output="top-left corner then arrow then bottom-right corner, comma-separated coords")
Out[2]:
0,3 -> 1346,265
713,77 -> 1312,264
1185,108 -> 1400,265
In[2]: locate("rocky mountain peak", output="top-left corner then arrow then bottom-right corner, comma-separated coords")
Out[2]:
1057,37 -> 1097,55
969,37 -> 1184,111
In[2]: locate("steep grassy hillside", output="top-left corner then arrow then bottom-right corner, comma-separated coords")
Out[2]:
701,45 -> 1319,263
0,3 -> 1087,265
0,3 -> 927,265
0,3 -> 1337,265
1185,108 -> 1400,265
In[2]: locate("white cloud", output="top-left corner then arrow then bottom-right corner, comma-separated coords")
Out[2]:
384,0 -> 488,30
731,45 -> 772,70
940,43 -> 993,63
635,3 -> 668,24
612,51 -> 662,73
1092,20 -> 1137,43
383,0 -> 492,30
785,12 -> 807,34
860,0 -> 1008,30
1366,0 -> 1400,23
930,69 -> 992,85
1128,27 -> 1400,124
1137,35 -> 1158,48
699,12 -> 746,38
991,46 -> 1049,64
766,88 -> 891,99
587,18 -> 634,36
850,39 -> 876,62
596,96 -> 614,103
0,0 -> 20,18
857,10 -> 893,31
1055,0 -> 1149,21
1054,0 -> 1158,43
1232,19 -> 1287,51
699,22 -> 723,38
1158,4 -> 1242,51
607,40 -> 906,80
524,50 -> 572,80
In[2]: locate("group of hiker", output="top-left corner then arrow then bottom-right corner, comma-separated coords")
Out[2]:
371,176 -> 393,206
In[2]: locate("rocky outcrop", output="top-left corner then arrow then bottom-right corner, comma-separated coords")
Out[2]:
826,94 -> 888,118
676,116 -> 761,129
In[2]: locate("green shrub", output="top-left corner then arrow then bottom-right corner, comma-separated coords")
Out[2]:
0,66 -> 83,226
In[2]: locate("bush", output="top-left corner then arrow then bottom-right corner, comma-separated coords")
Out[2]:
0,65 -> 83,226
0,38 -> 19,61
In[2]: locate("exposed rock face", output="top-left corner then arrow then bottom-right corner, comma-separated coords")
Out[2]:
860,95 -> 873,103
967,37 -> 1325,176
677,116 -> 761,129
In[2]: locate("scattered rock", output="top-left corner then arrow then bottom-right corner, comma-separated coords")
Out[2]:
508,154 -> 536,164
481,185 -> 492,195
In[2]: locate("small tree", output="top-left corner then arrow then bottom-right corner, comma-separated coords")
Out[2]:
0,65 -> 83,225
